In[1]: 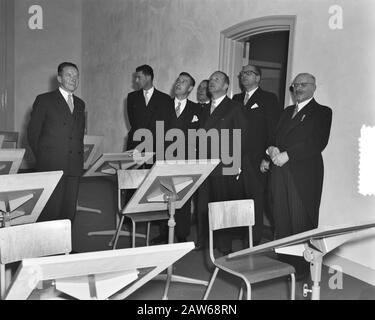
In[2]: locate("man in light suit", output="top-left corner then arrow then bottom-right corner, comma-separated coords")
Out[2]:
195,71 -> 257,254
151,72 -> 201,244
28,62 -> 85,225
263,73 -> 332,279
126,64 -> 174,153
233,64 -> 281,241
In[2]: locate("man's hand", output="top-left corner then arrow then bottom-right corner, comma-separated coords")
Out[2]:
260,159 -> 270,173
267,146 -> 280,159
272,151 -> 289,167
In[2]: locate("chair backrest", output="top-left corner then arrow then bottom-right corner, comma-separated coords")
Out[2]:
0,131 -> 18,148
117,169 -> 149,211
0,220 -> 71,299
208,199 -> 254,258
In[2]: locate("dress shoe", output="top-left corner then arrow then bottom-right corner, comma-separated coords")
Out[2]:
150,235 -> 168,245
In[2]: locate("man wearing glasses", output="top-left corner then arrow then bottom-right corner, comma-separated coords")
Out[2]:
233,64 -> 281,245
263,73 -> 332,280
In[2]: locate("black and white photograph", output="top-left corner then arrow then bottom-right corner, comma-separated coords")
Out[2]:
0,0 -> 374,305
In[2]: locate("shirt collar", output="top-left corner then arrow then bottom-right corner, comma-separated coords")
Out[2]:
212,94 -> 226,107
143,86 -> 154,96
297,97 -> 313,111
245,86 -> 258,98
59,87 -> 73,101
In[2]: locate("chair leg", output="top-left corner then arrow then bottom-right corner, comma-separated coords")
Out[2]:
238,286 -> 244,300
245,282 -> 252,300
146,222 -> 151,246
203,267 -> 219,300
290,273 -> 296,300
0,264 -> 5,299
112,215 -> 125,250
132,220 -> 136,248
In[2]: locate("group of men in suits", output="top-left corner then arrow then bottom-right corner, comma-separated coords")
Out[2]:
27,61 -> 332,279
125,64 -> 332,280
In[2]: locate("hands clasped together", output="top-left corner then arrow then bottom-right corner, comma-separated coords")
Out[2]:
260,146 -> 289,173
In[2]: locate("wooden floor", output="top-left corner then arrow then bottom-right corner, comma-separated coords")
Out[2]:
70,176 -> 375,300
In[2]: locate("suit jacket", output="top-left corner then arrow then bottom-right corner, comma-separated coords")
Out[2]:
168,99 -> 201,160
233,88 -> 280,175
271,98 -> 332,224
199,96 -> 252,177
27,89 -> 86,176
126,88 -> 175,151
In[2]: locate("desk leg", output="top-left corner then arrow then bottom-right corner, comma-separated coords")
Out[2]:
157,195 -> 208,300
310,256 -> 322,300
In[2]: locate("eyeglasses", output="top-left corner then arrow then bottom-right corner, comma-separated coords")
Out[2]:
240,70 -> 258,77
290,82 -> 314,89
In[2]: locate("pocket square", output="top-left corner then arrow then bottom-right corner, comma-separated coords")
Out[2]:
250,103 -> 259,109
191,115 -> 199,123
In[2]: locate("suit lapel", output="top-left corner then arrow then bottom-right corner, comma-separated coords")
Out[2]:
203,96 -> 230,129
283,99 -> 317,136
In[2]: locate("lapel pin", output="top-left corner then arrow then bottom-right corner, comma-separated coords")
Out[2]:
301,114 -> 306,121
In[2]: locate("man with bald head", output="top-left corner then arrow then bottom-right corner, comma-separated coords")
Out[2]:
263,73 -> 332,280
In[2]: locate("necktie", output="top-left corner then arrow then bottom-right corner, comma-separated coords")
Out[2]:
210,100 -> 216,114
175,101 -> 182,117
244,91 -> 250,106
292,103 -> 299,118
144,90 -> 149,106
67,94 -> 74,113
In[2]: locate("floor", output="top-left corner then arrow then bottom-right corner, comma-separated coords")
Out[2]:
69,176 -> 375,300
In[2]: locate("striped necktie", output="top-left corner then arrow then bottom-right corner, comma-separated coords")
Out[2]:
67,94 -> 74,113
292,103 -> 299,118
175,101 -> 182,117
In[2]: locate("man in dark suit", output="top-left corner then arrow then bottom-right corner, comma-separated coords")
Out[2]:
196,79 -> 211,107
27,62 -> 85,224
195,71 -> 257,254
233,64 -> 281,242
263,73 -> 332,279
126,64 -> 175,154
151,72 -> 201,244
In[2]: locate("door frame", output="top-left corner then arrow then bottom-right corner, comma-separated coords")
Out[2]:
219,15 -> 296,106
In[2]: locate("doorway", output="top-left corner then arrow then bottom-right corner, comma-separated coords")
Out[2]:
219,15 -> 295,108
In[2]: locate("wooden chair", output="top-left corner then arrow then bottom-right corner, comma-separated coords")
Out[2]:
203,199 -> 296,300
113,169 -> 169,248
0,220 -> 72,299
0,131 -> 19,148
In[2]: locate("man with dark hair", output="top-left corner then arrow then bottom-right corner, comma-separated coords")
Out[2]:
196,79 -> 211,107
264,72 -> 332,280
233,63 -> 281,244
195,71 -> 256,254
126,64 -> 174,152
151,71 -> 201,244
28,62 -> 85,227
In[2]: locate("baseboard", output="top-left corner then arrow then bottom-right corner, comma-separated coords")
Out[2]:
323,253 -> 375,286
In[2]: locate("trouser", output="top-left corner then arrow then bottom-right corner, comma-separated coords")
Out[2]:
38,175 -> 80,224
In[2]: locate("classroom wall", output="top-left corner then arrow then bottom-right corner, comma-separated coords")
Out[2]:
13,0 -> 82,164
81,0 -> 375,284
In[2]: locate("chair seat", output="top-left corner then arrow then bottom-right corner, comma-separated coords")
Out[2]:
125,211 -> 169,223
215,253 -> 295,284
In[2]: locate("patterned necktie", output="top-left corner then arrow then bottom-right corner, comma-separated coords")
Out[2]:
292,103 -> 299,119
175,101 -> 182,117
244,91 -> 251,106
67,94 -> 74,113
